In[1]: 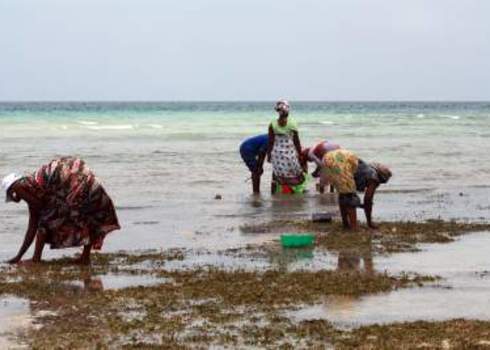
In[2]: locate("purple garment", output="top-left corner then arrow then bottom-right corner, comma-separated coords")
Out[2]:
309,141 -> 341,161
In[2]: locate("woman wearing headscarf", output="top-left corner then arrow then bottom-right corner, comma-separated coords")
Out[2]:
266,100 -> 306,194
2,156 -> 120,265
320,149 -> 392,230
301,140 -> 341,193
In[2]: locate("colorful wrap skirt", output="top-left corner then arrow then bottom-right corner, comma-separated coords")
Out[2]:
18,157 -> 120,249
323,149 -> 359,194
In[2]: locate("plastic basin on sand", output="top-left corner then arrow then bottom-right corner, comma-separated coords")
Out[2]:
280,234 -> 315,248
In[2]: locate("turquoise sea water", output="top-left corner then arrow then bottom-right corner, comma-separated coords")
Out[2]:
0,102 -> 489,260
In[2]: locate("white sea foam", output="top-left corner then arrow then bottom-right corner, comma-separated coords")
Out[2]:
78,120 -> 99,125
440,115 -> 461,120
416,114 -> 425,118
148,124 -> 164,129
320,121 -> 334,125
85,124 -> 134,130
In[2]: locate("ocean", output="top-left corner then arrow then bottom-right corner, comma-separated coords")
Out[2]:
0,102 -> 489,261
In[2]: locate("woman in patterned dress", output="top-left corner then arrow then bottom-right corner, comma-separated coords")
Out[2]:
322,149 -> 392,230
2,157 -> 120,265
266,100 -> 305,194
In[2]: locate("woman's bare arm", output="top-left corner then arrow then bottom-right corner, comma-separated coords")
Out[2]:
292,131 -> 304,168
256,151 -> 267,174
363,181 -> 379,229
266,124 -> 275,162
7,207 -> 39,263
292,131 -> 302,156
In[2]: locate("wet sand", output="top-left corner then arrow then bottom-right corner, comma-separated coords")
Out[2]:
0,297 -> 30,349
1,220 -> 490,348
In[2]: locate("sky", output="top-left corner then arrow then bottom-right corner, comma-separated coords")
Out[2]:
1,0 -> 489,101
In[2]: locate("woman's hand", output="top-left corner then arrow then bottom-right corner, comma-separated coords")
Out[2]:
7,256 -> 21,264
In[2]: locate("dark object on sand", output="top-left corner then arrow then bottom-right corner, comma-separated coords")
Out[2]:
214,194 -> 222,200
312,213 -> 333,223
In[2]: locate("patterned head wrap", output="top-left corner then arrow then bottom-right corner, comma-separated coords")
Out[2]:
371,163 -> 392,184
274,99 -> 290,113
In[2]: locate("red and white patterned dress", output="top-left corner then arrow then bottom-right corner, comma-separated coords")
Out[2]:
17,157 -> 120,249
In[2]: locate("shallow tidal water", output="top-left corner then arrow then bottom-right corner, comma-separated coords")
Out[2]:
65,273 -> 169,291
0,297 -> 30,349
1,102 -> 490,261
288,231 -> 490,326
1,102 -> 490,344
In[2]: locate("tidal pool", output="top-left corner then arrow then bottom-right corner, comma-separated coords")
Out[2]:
289,231 -> 490,326
65,273 -> 171,291
0,296 -> 31,349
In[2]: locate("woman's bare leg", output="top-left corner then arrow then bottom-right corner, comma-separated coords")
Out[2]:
252,172 -> 261,194
346,206 -> 358,230
32,231 -> 46,263
271,176 -> 277,195
79,244 -> 92,265
340,204 -> 358,230
339,204 -> 350,228
73,244 -> 92,265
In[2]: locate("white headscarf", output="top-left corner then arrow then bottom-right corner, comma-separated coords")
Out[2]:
1,173 -> 23,202
274,99 -> 290,113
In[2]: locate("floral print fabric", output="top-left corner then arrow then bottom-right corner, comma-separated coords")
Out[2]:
18,157 -> 120,249
323,149 -> 359,194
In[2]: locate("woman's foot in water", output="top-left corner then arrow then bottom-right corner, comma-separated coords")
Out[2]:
17,259 -> 42,266
73,244 -> 92,265
73,256 -> 91,265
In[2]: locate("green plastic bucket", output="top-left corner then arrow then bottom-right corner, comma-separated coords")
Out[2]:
280,234 -> 315,248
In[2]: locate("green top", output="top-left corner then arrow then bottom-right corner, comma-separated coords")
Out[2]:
271,117 -> 298,135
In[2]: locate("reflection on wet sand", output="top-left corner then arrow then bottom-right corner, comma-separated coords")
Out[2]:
269,247 -> 315,271
337,249 -> 374,275
0,297 -> 31,349
65,269 -> 105,292
60,268 -> 169,292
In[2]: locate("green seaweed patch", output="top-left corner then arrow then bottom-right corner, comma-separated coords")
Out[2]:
240,219 -> 490,254
291,319 -> 490,349
91,248 -> 186,266
1,220 -> 474,349
166,268 -> 433,305
372,220 -> 490,253
0,261 -> 436,348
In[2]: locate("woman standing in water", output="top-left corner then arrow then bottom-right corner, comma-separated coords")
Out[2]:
266,100 -> 305,194
2,157 -> 120,265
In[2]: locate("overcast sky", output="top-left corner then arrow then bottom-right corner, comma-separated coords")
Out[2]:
1,0 -> 489,101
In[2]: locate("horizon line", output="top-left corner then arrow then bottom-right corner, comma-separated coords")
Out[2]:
1,99 -> 490,103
